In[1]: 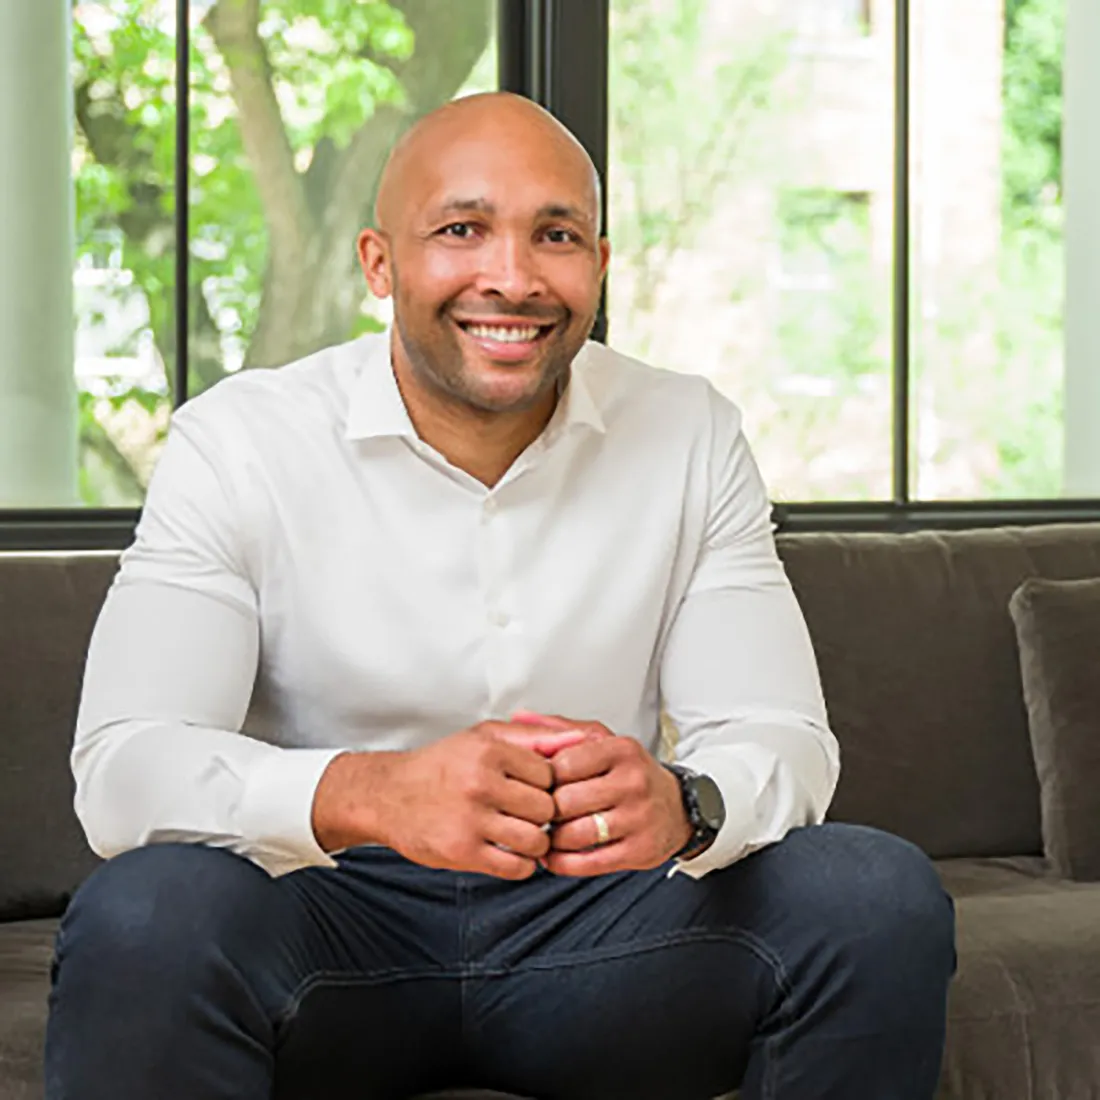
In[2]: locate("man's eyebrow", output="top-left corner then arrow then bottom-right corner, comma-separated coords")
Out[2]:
433,197 -> 496,218
428,197 -> 595,226
537,203 -> 595,225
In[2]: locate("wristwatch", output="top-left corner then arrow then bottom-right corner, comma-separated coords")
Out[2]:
663,762 -> 725,861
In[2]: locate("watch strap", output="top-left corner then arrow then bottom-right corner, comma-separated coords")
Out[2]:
664,762 -> 720,861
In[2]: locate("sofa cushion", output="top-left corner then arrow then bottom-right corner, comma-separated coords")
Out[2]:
776,524 -> 1100,859
0,918 -> 57,1100
0,554 -> 115,920
1009,577 -> 1100,881
935,857 -> 1100,1099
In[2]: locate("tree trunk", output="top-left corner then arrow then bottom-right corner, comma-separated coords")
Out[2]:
208,0 -> 494,370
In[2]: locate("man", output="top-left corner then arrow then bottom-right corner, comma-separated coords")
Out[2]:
47,93 -> 954,1099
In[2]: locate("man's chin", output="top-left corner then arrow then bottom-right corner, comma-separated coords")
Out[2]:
457,377 -> 554,417
453,353 -> 564,412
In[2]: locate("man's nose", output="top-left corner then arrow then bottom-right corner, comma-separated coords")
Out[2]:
476,235 -> 546,301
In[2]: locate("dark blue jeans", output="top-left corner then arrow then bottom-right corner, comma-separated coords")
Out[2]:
45,823 -> 955,1100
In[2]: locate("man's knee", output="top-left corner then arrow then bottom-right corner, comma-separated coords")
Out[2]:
778,823 -> 956,970
56,843 -> 277,980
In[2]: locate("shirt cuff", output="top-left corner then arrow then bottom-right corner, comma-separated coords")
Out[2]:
236,747 -> 347,876
666,747 -> 760,880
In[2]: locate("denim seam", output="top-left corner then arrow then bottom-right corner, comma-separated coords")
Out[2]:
458,875 -> 473,1054
757,958 -> 795,1100
468,925 -> 795,1098
276,967 -> 465,1030
469,927 -> 792,981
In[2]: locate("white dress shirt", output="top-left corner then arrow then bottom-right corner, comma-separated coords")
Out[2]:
73,332 -> 839,879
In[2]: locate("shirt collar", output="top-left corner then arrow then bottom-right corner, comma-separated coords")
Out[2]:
343,332 -> 418,441
344,331 -> 606,443
542,342 -> 606,443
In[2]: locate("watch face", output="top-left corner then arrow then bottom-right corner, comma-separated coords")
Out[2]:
692,774 -> 726,832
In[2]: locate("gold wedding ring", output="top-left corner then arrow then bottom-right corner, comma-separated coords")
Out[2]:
592,811 -> 611,847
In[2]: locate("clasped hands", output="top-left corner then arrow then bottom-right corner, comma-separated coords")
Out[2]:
313,711 -> 693,880
500,710 -> 692,878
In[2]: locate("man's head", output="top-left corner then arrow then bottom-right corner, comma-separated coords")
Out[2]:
357,92 -> 610,418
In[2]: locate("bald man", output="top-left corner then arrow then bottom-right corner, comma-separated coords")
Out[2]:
48,94 -> 954,1100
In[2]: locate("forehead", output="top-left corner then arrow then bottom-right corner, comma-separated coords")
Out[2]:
406,128 -> 598,223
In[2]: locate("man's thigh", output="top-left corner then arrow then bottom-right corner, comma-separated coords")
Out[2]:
273,847 -> 471,1099
458,846 -> 779,1100
48,844 -> 469,1100
460,823 -> 951,1100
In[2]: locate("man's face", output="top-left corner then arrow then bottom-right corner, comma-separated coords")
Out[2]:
363,128 -> 610,416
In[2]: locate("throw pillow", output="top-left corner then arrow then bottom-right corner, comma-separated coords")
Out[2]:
1009,576 -> 1100,881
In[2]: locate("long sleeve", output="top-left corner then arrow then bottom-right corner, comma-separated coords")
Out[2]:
660,393 -> 840,879
72,407 -> 343,877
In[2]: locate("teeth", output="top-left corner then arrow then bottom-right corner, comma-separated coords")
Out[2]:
466,324 -> 542,343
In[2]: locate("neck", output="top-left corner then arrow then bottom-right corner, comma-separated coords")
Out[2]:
391,346 -> 561,489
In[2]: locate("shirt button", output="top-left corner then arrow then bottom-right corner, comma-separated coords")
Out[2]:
483,497 -> 497,514
489,610 -> 510,629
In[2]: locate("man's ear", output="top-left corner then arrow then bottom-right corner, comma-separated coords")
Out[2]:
597,237 -> 611,282
357,228 -> 393,299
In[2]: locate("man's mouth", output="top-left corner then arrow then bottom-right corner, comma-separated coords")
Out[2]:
464,322 -> 546,343
452,317 -> 558,362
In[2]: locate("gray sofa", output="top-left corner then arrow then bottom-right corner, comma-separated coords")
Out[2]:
4,525 -> 1100,1099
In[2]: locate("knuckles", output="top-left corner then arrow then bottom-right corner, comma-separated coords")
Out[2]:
534,790 -> 557,824
621,764 -> 650,799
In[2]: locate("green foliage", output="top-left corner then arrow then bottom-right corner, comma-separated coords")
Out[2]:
609,0 -> 789,327
73,2 -> 178,370
1002,0 -> 1064,233
255,1 -> 411,148
775,191 -> 882,387
187,0 -> 415,349
991,0 -> 1065,496
71,0 -> 491,502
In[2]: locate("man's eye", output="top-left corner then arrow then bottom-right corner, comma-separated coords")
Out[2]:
545,228 -> 579,245
440,222 -> 477,239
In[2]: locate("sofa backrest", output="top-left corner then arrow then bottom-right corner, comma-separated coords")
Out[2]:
0,553 -> 116,920
777,523 -> 1100,859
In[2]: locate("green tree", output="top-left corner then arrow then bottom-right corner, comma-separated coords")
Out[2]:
990,0 -> 1064,496
609,0 -> 789,342
1003,0 -> 1063,234
608,0 -> 890,501
73,0 -> 493,503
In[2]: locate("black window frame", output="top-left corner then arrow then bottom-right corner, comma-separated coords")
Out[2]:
2,0 -> 1097,551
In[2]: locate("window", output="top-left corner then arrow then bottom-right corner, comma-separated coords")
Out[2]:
774,191 -> 879,400
608,0 -> 893,500
0,0 -> 496,512
189,1 -> 497,389
71,0 -> 178,507
3,0 -> 1094,543
910,0 -> 1066,499
608,0 -> 1080,509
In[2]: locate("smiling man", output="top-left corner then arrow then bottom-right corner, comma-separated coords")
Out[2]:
47,93 -> 955,1100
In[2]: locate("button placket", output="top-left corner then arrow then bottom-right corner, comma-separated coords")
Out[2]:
478,494 -> 514,709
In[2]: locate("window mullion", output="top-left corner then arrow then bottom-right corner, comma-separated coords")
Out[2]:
892,0 -> 911,504
175,0 -> 190,408
542,0 -> 609,341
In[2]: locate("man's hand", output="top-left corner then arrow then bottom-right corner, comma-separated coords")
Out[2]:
311,722 -> 587,880
512,712 -> 693,876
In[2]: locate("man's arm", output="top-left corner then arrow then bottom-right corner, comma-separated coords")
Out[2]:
659,390 -> 839,879
72,409 -> 346,877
